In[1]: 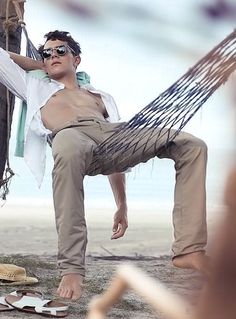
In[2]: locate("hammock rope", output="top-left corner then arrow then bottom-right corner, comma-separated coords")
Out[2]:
11,0 -> 40,59
90,29 -> 236,171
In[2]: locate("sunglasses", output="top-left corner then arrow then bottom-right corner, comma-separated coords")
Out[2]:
41,45 -> 76,59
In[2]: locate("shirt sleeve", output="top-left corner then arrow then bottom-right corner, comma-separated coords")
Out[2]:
0,48 -> 27,101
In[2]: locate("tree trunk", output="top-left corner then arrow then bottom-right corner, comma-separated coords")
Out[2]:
0,1 -> 24,186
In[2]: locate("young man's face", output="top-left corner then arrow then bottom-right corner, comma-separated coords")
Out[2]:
43,39 -> 80,80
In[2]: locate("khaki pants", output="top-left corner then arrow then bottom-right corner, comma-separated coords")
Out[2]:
51,117 -> 207,276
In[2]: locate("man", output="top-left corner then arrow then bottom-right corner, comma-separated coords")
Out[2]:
0,30 -> 209,301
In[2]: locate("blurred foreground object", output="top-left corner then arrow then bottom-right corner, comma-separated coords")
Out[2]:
87,264 -> 192,319
196,166 -> 236,319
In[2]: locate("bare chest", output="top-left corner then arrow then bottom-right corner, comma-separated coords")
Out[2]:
46,88 -> 106,111
40,88 -> 108,130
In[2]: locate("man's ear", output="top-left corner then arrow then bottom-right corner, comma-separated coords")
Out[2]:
74,55 -> 81,68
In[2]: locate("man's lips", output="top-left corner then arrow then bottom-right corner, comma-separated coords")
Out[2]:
51,61 -> 61,66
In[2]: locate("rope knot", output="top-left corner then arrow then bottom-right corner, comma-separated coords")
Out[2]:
3,17 -> 18,33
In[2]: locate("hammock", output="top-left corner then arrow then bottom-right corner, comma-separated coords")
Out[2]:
20,28 -> 236,161
13,29 -> 236,167
2,22 -> 236,198
91,30 -> 236,170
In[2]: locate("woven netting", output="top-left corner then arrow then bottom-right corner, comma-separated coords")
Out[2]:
92,30 -> 236,169
22,26 -> 42,60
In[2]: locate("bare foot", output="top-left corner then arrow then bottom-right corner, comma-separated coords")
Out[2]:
57,273 -> 84,301
173,251 -> 210,276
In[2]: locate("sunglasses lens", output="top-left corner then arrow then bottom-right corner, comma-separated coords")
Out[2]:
42,49 -> 52,59
56,46 -> 67,56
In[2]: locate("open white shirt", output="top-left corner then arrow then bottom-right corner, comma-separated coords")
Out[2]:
0,48 -> 121,186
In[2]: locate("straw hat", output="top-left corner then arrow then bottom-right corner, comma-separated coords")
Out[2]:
0,264 -> 38,286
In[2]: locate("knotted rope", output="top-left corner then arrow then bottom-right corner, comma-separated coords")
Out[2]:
0,0 -> 25,200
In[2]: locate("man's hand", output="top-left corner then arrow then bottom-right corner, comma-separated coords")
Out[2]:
111,205 -> 128,240
108,173 -> 128,239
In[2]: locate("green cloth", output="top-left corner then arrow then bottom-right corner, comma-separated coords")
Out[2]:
14,71 -> 91,157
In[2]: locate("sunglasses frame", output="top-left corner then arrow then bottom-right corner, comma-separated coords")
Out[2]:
41,44 -> 76,59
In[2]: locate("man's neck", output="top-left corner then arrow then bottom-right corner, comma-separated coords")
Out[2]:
52,73 -> 79,89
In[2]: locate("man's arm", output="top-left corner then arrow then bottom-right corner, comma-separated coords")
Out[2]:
108,173 -> 128,240
0,48 -> 27,100
8,52 -> 44,71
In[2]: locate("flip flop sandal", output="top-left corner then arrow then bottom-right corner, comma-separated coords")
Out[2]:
0,296 -> 14,311
5,289 -> 69,318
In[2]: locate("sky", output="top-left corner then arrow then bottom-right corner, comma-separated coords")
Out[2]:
6,0 -> 236,202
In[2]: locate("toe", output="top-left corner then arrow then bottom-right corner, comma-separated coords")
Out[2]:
71,290 -> 82,301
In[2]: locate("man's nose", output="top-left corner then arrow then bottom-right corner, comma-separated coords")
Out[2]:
51,48 -> 59,58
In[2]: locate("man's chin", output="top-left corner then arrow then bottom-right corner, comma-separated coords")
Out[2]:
48,72 -> 64,80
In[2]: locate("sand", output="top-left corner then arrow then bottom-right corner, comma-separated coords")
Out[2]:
0,202 -> 221,318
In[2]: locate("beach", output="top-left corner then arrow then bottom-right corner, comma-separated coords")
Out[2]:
0,202 -> 222,318
0,201 -> 222,256
0,0 -> 234,315
0,202 -> 175,256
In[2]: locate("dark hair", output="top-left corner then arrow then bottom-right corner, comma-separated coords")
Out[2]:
38,30 -> 82,56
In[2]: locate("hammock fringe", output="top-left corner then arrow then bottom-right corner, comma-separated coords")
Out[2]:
0,167 -> 15,200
